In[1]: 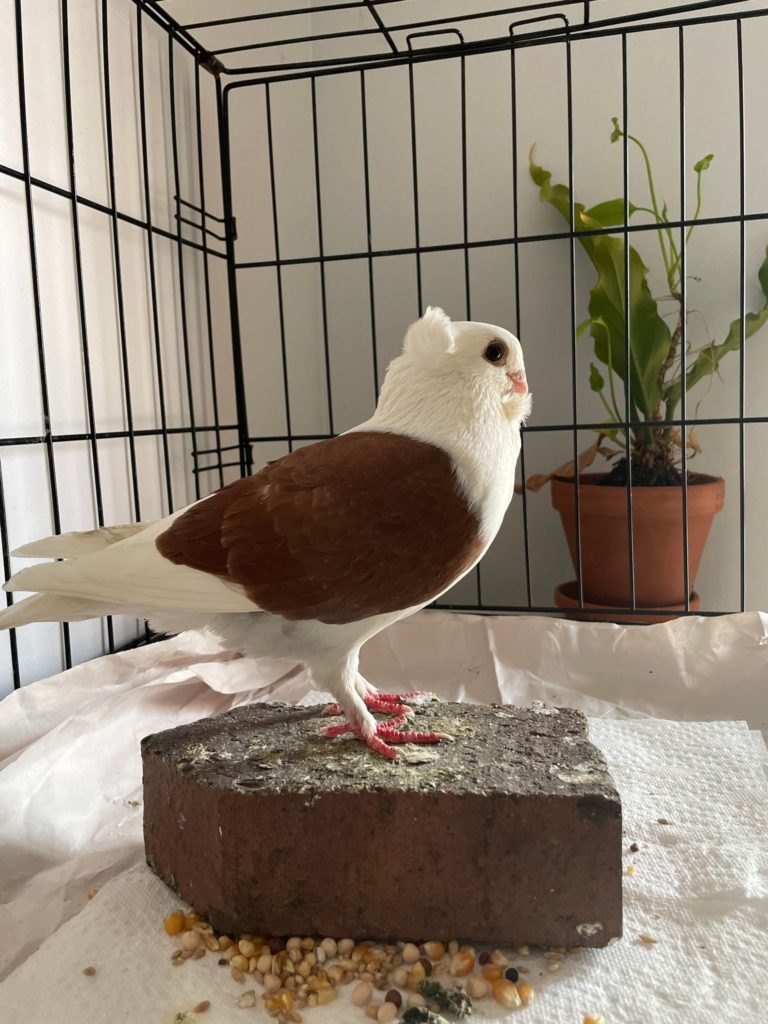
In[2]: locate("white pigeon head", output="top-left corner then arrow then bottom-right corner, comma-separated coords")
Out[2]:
381,306 -> 532,426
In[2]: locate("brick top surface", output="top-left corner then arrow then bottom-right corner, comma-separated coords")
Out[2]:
141,700 -> 619,803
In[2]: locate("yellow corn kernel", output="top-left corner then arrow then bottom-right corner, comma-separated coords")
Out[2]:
516,981 -> 535,1006
482,965 -> 504,982
492,978 -> 522,1009
163,911 -> 185,936
450,950 -> 475,977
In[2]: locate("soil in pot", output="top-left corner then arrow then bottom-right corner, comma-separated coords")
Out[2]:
550,472 -> 725,610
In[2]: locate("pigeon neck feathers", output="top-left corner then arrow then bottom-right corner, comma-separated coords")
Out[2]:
352,358 -> 523,544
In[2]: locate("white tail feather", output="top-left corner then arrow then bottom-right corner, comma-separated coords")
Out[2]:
0,593 -> 128,630
11,522 -> 151,559
3,516 -> 254,615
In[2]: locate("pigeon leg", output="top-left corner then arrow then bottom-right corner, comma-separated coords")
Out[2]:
323,679 -> 435,717
323,685 -> 452,759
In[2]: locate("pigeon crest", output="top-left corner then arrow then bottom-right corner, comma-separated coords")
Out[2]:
402,306 -> 455,358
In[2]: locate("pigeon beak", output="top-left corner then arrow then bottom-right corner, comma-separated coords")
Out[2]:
506,370 -> 528,394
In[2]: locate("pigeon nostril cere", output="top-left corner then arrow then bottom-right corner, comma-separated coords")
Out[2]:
507,371 -> 528,394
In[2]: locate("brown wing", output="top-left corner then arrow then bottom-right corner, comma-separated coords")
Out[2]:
156,431 -> 484,625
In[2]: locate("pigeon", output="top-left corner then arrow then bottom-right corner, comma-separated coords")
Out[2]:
1,307 -> 530,758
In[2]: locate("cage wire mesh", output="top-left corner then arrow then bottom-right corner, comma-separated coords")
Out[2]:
1,0 -> 768,694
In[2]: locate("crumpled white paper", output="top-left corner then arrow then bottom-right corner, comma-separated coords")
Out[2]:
1,610 -> 767,1023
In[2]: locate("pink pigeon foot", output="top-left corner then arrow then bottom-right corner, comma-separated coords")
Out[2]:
323,691 -> 451,759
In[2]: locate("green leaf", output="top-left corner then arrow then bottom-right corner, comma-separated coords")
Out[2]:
693,153 -> 714,174
576,318 -> 593,341
589,363 -> 605,392
610,117 -> 622,143
666,245 -> 768,412
759,244 -> 768,301
530,150 -> 673,418
582,199 -> 639,228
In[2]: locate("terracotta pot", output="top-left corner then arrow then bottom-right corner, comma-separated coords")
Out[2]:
550,472 -> 725,611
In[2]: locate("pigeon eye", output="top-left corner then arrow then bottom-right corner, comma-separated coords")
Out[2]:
484,341 -> 507,364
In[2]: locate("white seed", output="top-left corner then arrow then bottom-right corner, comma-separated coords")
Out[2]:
423,941 -> 445,961
351,982 -> 373,1007
321,938 -> 337,959
315,947 -> 326,964
392,968 -> 409,988
490,948 -> 508,966
467,978 -> 489,999
239,940 -> 257,957
181,930 -> 200,951
263,973 -> 281,992
257,954 -> 273,974
547,960 -> 561,973
515,945 -> 530,956
337,938 -> 355,957
287,937 -> 302,950
401,943 -> 420,964
448,940 -> 459,956
237,990 -> 257,1009
230,955 -> 249,972
377,1004 -> 398,1023
406,993 -> 427,1009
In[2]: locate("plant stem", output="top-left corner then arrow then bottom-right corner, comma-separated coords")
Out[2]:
626,131 -> 674,285
669,166 -> 705,283
657,314 -> 684,440
605,340 -> 623,429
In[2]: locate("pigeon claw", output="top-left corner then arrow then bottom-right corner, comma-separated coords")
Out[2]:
322,720 -> 453,760
322,689 -> 453,759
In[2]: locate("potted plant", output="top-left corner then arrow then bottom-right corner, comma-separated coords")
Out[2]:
525,119 -> 768,620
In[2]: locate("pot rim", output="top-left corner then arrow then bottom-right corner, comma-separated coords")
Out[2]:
551,471 -> 724,488
550,471 -> 725,516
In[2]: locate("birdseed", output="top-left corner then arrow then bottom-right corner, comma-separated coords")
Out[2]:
193,1002 -> 211,1014
160,916 -> 549,1021
82,966 -> 96,976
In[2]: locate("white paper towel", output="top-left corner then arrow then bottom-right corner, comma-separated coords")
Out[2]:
1,719 -> 767,1023
1,610 -> 768,1022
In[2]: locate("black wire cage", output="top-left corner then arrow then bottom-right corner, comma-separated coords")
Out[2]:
2,0 -> 768,693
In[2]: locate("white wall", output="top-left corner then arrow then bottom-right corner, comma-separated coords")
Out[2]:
225,0 -> 768,614
0,0 -> 237,693
3,1 -> 767,691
